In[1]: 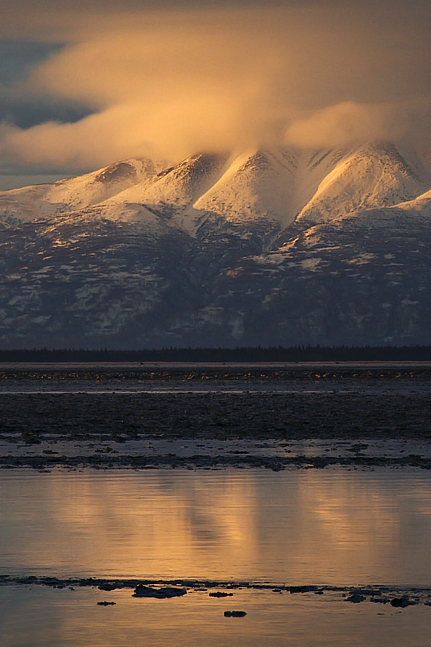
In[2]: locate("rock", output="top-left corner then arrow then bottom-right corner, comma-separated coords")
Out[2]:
390,597 -> 414,608
99,583 -> 118,591
224,610 -> 247,617
346,593 -> 366,603
209,592 -> 233,597
289,585 -> 316,593
132,584 -> 187,599
97,601 -> 116,606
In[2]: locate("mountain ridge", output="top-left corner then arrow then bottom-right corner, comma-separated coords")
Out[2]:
0,139 -> 430,348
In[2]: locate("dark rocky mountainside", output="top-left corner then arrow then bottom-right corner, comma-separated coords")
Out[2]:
0,141 -> 430,348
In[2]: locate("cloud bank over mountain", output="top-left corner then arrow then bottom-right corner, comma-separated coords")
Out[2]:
1,1 -> 430,186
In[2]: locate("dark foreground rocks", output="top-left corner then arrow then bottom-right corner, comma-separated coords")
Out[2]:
1,576 -> 430,609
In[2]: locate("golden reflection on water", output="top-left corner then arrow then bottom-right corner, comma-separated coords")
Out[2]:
0,471 -> 258,580
0,468 -> 430,585
3,584 -> 431,647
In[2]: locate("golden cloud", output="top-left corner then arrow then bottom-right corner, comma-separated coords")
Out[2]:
1,4 -> 430,172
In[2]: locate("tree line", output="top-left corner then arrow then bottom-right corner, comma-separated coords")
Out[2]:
1,345 -> 431,362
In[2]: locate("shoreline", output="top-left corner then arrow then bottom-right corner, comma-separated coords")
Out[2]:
1,575 -> 430,605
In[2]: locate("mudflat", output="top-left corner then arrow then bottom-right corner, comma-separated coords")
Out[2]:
0,362 -> 430,471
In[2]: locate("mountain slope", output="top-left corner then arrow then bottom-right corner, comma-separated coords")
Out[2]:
0,139 -> 430,348
177,204 -> 431,347
282,141 -> 431,234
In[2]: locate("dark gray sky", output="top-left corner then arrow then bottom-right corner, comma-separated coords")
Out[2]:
1,0 -> 430,188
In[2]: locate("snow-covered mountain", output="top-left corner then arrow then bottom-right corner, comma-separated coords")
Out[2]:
0,140 -> 430,348
290,141 -> 431,232
0,158 -> 165,226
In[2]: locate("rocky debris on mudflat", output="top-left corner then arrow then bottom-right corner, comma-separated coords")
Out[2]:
209,591 -> 234,597
1,576 -> 431,608
224,610 -> 247,617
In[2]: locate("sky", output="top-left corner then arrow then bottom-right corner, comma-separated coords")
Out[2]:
0,0 -> 430,189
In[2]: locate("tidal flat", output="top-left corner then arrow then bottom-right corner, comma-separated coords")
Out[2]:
0,363 -> 431,646
1,362 -> 431,470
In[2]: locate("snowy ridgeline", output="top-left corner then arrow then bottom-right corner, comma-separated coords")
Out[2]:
0,140 -> 430,348
1,141 -> 430,232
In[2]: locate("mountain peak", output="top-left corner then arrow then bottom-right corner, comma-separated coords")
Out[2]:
0,156 -> 164,225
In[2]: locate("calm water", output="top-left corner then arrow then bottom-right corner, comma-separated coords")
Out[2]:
1,468 -> 431,585
1,467 -> 431,646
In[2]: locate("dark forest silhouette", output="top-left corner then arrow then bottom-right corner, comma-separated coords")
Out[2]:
1,345 -> 431,362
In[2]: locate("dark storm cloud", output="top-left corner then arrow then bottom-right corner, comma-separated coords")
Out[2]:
0,41 -> 65,86
0,96 -> 93,129
0,38 -> 94,131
